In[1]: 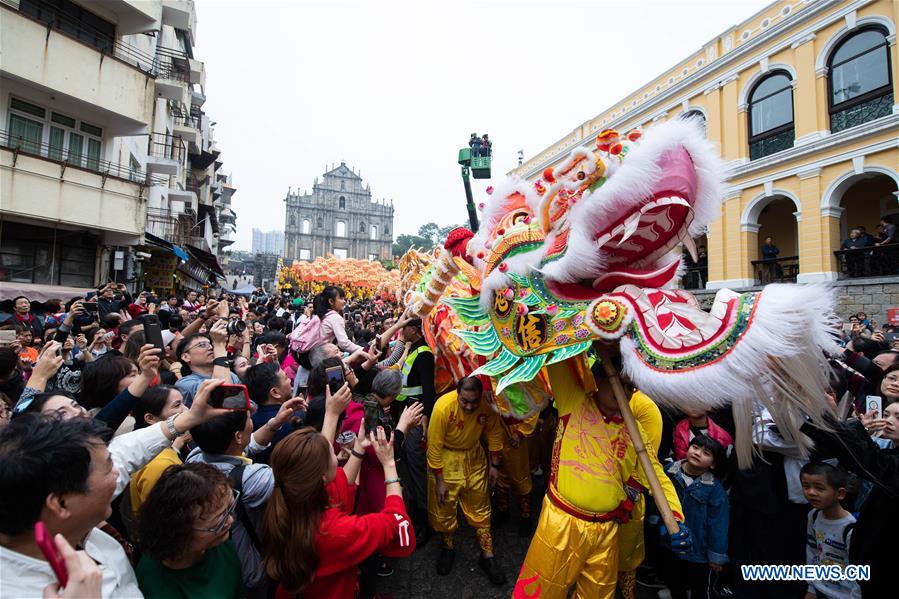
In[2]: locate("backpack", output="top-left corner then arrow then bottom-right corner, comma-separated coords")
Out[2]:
288,315 -> 322,355
226,463 -> 269,591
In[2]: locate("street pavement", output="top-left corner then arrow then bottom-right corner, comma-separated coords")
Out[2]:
376,474 -> 661,599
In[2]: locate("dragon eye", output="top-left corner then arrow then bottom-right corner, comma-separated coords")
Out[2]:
577,171 -> 586,180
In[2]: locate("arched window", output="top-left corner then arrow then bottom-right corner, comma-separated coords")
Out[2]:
289,214 -> 296,226
370,225 -> 378,240
317,217 -> 323,229
338,196 -> 346,209
360,221 -> 366,233
302,219 -> 310,234
748,71 -> 794,160
679,109 -> 707,133
828,26 -> 892,133
336,220 -> 346,237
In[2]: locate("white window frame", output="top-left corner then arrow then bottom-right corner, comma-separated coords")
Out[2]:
333,248 -> 348,260
370,225 -> 378,240
299,248 -> 311,260
7,96 -> 103,170
336,220 -> 347,237
302,219 -> 311,234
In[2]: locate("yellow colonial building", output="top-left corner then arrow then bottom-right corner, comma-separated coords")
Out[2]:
512,0 -> 898,317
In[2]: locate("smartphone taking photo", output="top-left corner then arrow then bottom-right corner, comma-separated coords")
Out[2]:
141,314 -> 166,356
35,522 -> 67,588
325,365 -> 345,394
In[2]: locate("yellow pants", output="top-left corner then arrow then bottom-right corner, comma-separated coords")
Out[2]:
617,495 -> 646,572
514,499 -> 619,599
497,438 -> 532,497
427,445 -> 491,533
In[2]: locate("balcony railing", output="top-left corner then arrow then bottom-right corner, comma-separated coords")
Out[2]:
0,129 -> 166,185
834,244 -> 899,279
146,208 -> 195,247
148,133 -> 186,163
682,266 -> 708,290
155,57 -> 191,83
751,256 -> 799,284
16,0 -> 157,75
171,110 -> 201,129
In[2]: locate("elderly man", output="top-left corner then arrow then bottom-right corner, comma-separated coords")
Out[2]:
427,376 -> 506,585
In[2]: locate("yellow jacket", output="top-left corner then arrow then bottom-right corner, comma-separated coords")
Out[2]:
546,358 -> 682,519
427,389 -> 504,472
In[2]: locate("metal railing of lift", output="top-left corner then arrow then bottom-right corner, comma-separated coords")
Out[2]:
834,244 -> 899,279
148,133 -> 186,163
0,129 -> 165,185
751,255 -> 800,284
15,0 -> 158,75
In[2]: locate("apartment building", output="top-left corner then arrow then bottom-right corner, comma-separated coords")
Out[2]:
0,0 -> 237,295
511,0 -> 898,321
252,228 -> 285,256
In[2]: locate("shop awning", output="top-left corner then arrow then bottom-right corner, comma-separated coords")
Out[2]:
185,244 -> 225,278
0,281 -> 92,302
145,232 -> 190,262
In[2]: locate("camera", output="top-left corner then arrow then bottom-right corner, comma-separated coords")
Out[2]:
226,319 -> 247,336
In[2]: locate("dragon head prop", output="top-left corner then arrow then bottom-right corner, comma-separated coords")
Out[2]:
407,119 -> 838,466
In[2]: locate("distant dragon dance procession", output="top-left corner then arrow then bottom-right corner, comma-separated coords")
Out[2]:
286,118 -> 842,597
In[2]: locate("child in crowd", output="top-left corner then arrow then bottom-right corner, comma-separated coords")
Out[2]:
800,462 -> 861,599
662,434 -> 729,599
673,407 -> 733,461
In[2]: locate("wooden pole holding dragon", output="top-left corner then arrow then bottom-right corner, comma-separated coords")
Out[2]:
594,343 -> 680,535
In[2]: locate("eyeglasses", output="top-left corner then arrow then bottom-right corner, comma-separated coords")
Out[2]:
193,489 -> 240,534
187,340 -> 213,352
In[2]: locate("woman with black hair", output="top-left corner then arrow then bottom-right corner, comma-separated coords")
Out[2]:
136,462 -> 243,598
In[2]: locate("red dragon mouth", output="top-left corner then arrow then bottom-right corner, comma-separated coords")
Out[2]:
545,146 -> 700,300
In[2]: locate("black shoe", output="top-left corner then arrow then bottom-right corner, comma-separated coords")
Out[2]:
377,561 -> 394,577
436,547 -> 455,576
492,508 -> 509,529
414,524 -> 432,549
517,515 -> 532,537
478,555 -> 507,585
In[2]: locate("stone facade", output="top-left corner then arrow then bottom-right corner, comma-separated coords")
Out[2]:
283,162 -> 394,262
691,278 -> 899,325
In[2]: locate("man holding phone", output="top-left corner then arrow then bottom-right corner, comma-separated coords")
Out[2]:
174,321 -> 242,406
96,283 -> 131,320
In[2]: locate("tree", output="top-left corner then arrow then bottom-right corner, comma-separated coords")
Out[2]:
393,220 -> 473,257
392,233 -> 432,257
417,223 -> 441,246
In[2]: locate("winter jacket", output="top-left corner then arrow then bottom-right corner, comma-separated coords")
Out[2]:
665,460 -> 729,565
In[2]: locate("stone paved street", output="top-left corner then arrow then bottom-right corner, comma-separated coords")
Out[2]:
376,475 -> 660,599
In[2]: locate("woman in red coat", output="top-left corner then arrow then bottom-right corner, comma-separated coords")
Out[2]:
263,426 -> 415,599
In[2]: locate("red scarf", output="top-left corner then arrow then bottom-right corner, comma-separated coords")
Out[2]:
13,312 -> 34,325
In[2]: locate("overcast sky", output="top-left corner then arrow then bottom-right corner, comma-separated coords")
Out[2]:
196,0 -> 769,251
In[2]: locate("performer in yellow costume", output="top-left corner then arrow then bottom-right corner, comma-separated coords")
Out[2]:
494,411 -> 539,536
427,376 -> 507,585
514,356 -> 688,599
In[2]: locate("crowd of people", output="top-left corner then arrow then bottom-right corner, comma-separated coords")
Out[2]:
0,282 -> 898,599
